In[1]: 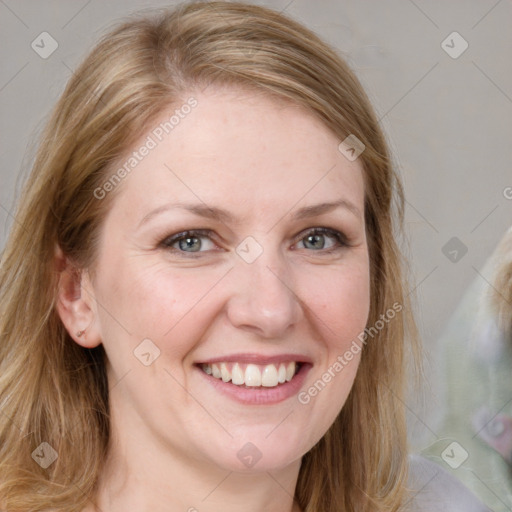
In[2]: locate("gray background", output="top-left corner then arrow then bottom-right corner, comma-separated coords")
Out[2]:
1,0 -> 511,503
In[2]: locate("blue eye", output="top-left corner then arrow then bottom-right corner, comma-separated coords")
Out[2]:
162,230 -> 216,253
160,227 -> 348,257
296,228 -> 347,251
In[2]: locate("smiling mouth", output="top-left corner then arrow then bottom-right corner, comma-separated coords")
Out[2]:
199,361 -> 302,388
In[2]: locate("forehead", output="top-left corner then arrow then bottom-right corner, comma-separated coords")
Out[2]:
105,86 -> 365,224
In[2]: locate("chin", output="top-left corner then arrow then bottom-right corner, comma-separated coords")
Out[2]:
201,434 -> 306,473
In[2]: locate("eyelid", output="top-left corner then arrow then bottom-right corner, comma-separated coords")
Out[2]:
159,226 -> 350,256
160,229 -> 220,251
293,226 -> 350,249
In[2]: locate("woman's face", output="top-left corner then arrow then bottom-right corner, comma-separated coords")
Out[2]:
80,86 -> 370,473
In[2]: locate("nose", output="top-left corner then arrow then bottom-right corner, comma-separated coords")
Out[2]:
225,253 -> 302,339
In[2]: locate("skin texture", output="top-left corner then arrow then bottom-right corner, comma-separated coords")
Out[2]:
56,86 -> 370,512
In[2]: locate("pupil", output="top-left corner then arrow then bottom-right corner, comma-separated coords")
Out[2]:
179,237 -> 201,251
306,234 -> 324,249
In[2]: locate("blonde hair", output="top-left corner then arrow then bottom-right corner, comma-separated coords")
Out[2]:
490,227 -> 512,339
0,2 -> 419,510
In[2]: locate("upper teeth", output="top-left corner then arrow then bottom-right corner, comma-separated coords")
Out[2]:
201,362 -> 298,387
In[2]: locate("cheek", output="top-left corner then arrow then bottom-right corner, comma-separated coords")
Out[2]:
97,260 -> 228,356
299,259 -> 370,348
293,259 -> 369,447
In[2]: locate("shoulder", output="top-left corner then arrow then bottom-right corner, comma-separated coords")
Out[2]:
406,455 -> 491,512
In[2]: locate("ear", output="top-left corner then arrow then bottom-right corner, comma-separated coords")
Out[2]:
54,244 -> 102,348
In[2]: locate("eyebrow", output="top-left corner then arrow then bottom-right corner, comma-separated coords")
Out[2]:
138,199 -> 362,228
292,200 -> 361,220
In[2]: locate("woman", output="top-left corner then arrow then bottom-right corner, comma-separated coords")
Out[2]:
0,2 -> 489,511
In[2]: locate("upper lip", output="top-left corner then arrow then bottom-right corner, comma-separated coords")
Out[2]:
196,353 -> 313,365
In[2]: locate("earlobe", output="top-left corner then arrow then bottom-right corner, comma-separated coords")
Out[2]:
54,245 -> 102,348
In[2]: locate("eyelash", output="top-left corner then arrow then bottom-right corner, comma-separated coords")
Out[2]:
159,227 -> 349,257
294,227 -> 349,252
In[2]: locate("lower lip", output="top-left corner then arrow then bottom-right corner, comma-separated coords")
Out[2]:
195,363 -> 312,405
